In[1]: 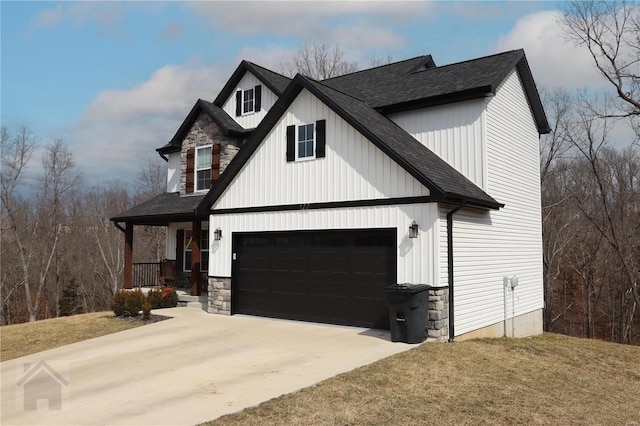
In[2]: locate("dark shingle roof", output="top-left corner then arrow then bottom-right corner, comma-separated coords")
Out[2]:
157,99 -> 249,155
304,77 -> 501,208
324,50 -> 550,134
197,74 -> 502,214
111,192 -> 206,225
214,60 -> 292,107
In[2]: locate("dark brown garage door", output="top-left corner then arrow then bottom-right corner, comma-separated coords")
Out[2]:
232,229 -> 396,329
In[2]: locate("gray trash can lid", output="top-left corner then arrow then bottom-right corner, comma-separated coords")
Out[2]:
383,283 -> 431,293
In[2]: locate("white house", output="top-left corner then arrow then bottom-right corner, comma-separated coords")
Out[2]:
112,49 -> 550,341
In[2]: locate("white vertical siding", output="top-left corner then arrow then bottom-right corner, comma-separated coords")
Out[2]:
214,89 -> 430,210
388,100 -> 487,189
166,152 -> 180,193
209,203 -> 441,286
440,69 -> 544,336
222,72 -> 278,129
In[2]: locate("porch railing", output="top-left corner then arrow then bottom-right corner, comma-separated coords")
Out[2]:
132,262 -> 160,287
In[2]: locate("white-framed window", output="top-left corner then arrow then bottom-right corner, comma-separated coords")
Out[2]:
242,88 -> 255,115
195,145 -> 212,191
296,123 -> 315,160
184,229 -> 209,273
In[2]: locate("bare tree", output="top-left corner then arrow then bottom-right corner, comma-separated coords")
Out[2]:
84,181 -> 130,297
368,53 -> 394,68
0,130 -> 80,322
134,157 -> 167,263
561,1 -> 640,119
563,109 -> 640,342
540,89 -> 578,330
279,41 -> 358,80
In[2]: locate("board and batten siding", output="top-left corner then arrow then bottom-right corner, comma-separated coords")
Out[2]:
208,203 -> 440,285
440,69 -> 544,336
222,72 -> 278,129
214,89 -> 430,210
388,99 -> 487,190
166,152 -> 180,193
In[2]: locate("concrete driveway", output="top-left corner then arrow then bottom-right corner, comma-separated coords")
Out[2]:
1,308 -> 413,425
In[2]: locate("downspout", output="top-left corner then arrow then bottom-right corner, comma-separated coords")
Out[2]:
447,200 -> 466,342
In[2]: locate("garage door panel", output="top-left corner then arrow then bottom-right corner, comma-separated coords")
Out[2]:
233,230 -> 395,329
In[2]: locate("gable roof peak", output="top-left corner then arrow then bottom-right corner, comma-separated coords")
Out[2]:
214,60 -> 292,106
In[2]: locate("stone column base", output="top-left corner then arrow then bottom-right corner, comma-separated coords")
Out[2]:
427,287 -> 449,342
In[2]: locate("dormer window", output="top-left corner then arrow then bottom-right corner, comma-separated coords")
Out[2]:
196,145 -> 212,191
242,88 -> 254,114
235,85 -> 262,117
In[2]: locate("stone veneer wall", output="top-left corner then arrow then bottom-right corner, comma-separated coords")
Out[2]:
208,277 -> 231,315
427,287 -> 449,342
180,113 -> 241,195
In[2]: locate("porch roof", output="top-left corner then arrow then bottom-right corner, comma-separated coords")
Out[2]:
111,192 -> 206,226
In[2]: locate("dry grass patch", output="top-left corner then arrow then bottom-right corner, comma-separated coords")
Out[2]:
1,312 -> 144,361
207,333 -> 640,425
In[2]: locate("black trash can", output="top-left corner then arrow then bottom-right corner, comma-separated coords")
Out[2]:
384,283 -> 430,344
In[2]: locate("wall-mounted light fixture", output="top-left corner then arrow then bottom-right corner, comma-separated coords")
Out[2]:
214,228 -> 222,241
409,221 -> 419,238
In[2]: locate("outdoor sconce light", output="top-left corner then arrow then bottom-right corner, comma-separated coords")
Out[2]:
214,228 -> 222,241
409,221 -> 419,238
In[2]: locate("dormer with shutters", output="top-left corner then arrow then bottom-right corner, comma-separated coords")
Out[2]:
214,60 -> 292,131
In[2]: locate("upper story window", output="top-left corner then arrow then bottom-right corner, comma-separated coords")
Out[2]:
235,85 -> 262,117
196,145 -> 212,191
286,119 -> 326,162
297,123 -> 315,159
242,88 -> 254,114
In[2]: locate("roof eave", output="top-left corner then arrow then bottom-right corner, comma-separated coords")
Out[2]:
375,86 -> 494,115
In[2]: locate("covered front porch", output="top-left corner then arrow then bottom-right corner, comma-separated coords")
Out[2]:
111,192 -> 210,297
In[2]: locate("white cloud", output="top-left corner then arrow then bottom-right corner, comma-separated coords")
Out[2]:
27,2 -> 146,38
59,61 -> 233,186
184,1 -> 430,49
493,10 -> 604,90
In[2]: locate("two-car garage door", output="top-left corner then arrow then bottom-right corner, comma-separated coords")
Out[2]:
232,229 -> 396,329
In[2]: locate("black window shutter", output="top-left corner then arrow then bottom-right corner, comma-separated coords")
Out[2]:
254,85 -> 262,112
315,119 -> 326,158
286,125 -> 295,162
235,91 -> 242,116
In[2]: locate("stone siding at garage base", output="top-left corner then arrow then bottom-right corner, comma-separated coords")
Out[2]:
208,277 -> 231,315
426,286 -> 449,342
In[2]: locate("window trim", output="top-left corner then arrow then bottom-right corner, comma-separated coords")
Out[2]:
295,123 -> 315,161
241,87 -> 255,115
195,144 -> 212,192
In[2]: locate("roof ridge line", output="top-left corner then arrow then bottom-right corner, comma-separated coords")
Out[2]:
433,49 -> 524,70
321,55 -> 432,82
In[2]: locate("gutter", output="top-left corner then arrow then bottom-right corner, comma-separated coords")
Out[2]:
447,200 -> 466,342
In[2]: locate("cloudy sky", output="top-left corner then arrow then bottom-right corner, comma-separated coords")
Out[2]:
1,1 -> 609,191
